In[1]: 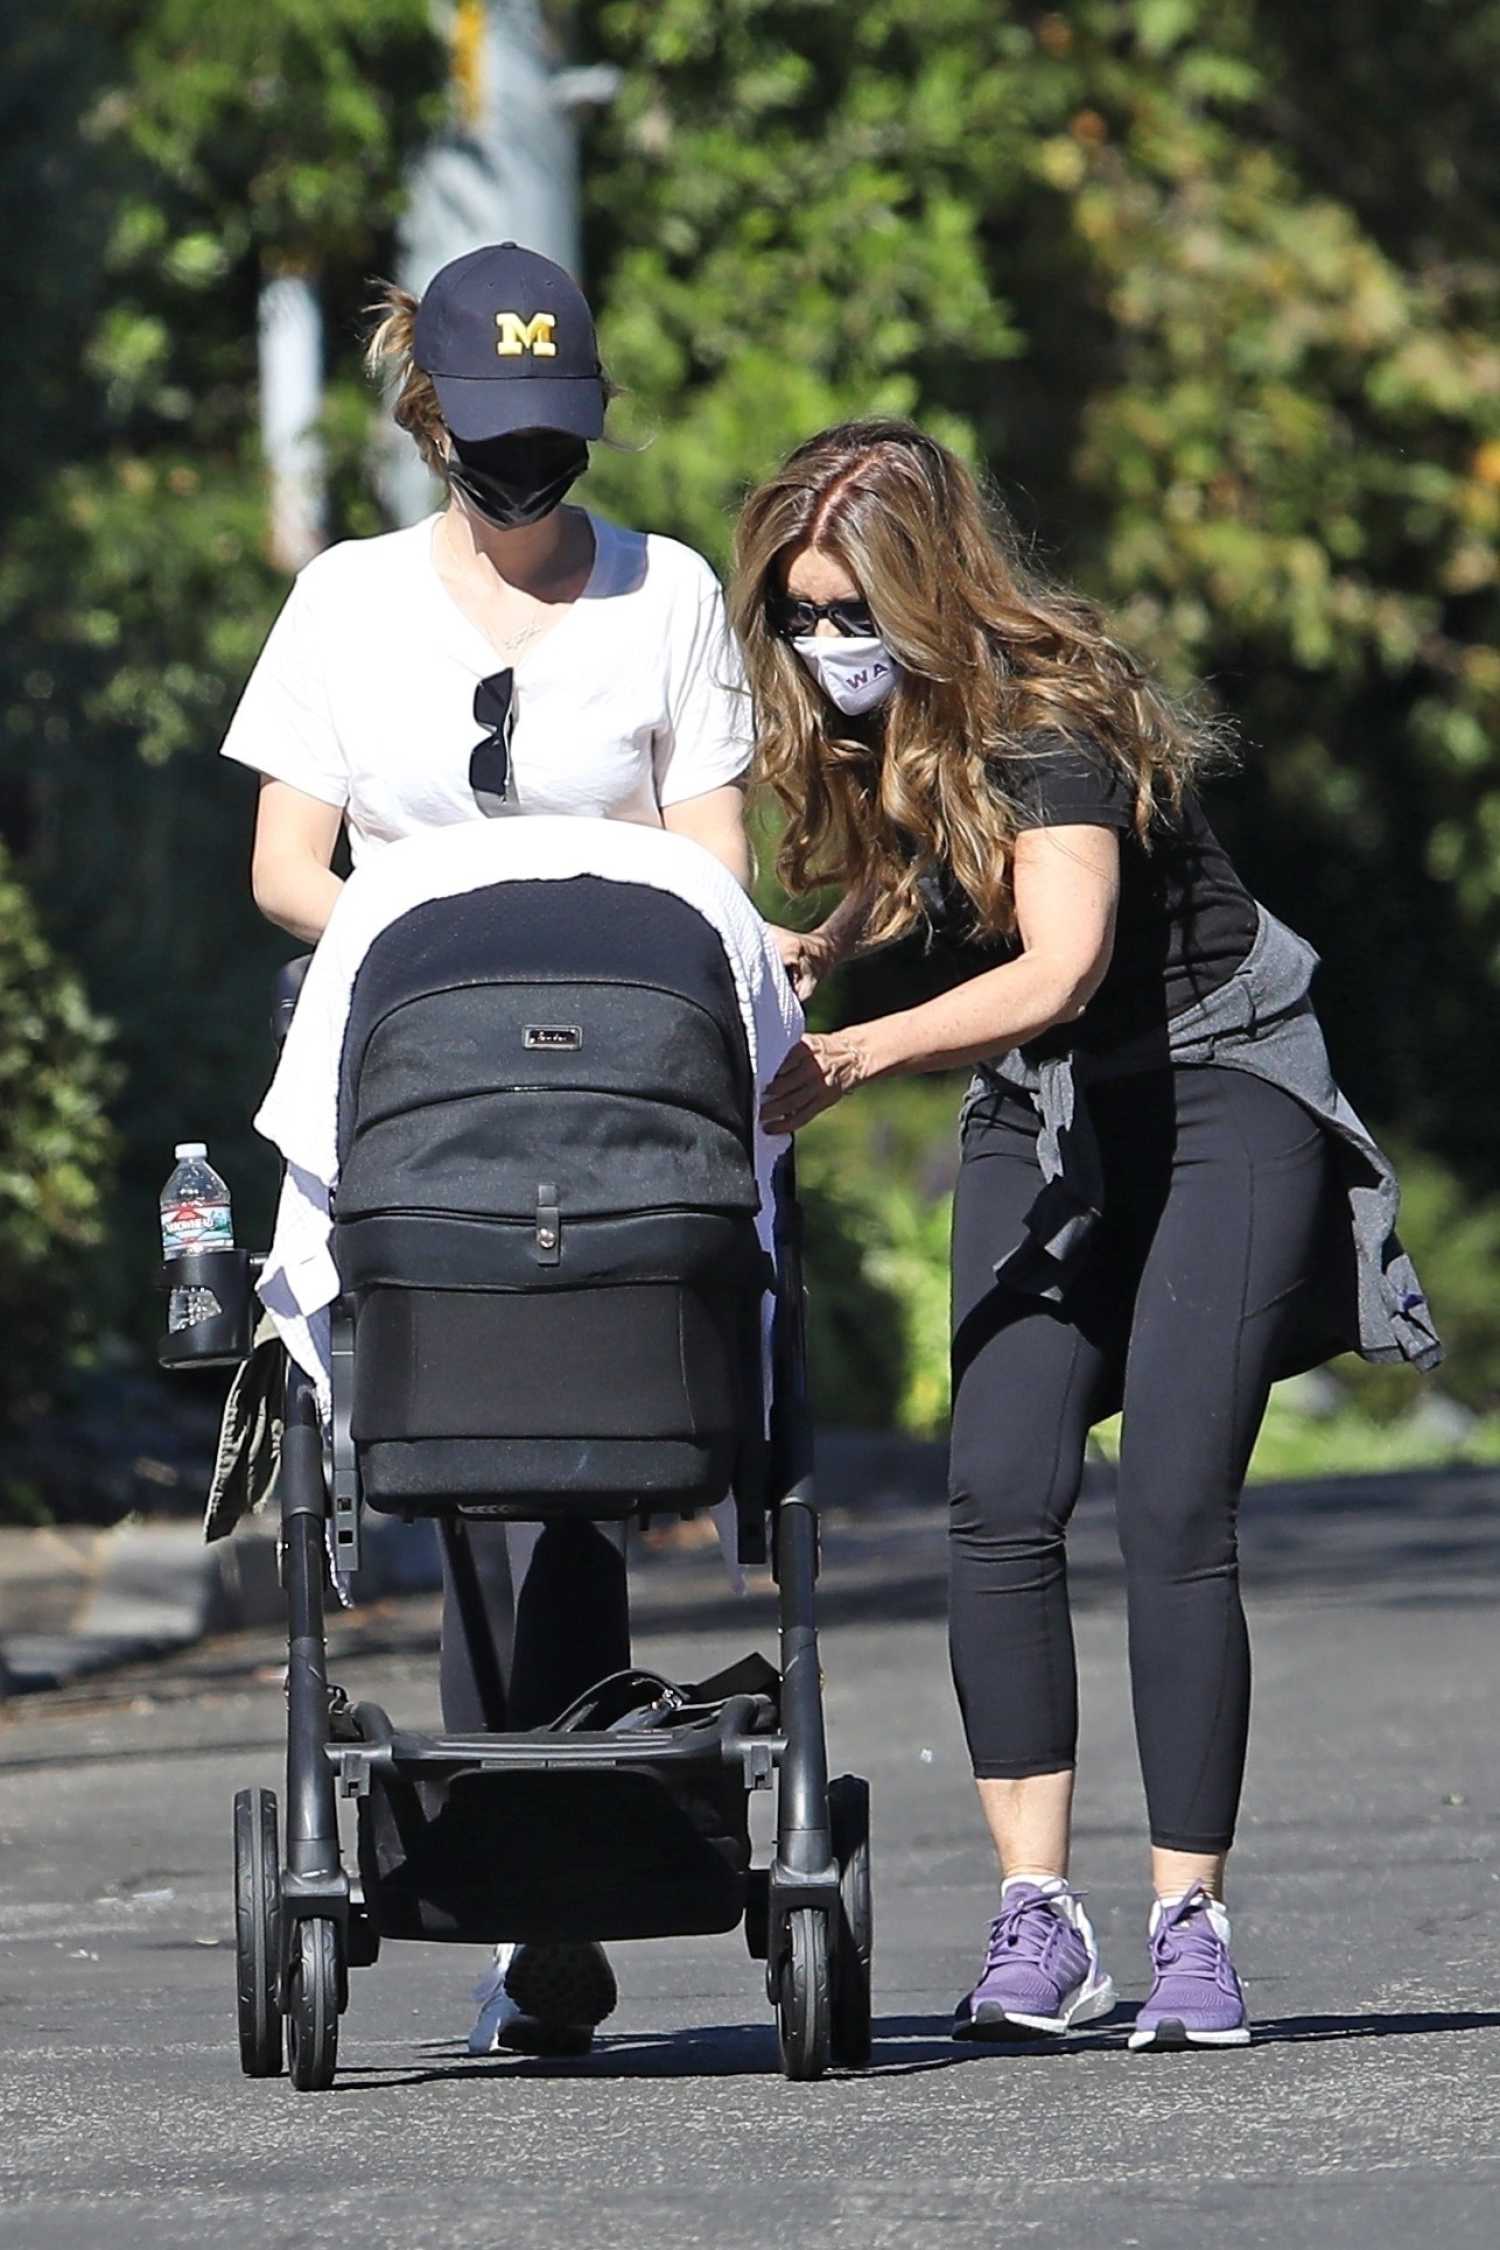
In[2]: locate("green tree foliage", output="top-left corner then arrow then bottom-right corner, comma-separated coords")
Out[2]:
575,0 -> 1500,1173
1,3 -> 1496,1485
0,5 -> 446,1346
794,1076 -> 964,1435
0,844 -> 117,1442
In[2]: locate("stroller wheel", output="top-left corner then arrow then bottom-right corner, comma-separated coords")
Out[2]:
829,1774 -> 873,2070
232,1788 -> 283,2078
286,1918 -> 341,2092
776,1907 -> 832,2081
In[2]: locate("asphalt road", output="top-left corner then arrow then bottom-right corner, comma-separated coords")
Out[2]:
2,1467 -> 1498,2248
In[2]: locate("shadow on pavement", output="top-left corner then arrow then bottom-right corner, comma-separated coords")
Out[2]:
633,1463 -> 1500,1638
334,2023 -> 781,2086
334,2003 -> 1500,2088
1250,2009 -> 1500,2046
330,2016 -> 1007,2087
891,2006 -> 1500,2060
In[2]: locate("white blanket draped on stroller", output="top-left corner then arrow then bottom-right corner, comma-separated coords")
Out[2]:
254,818 -> 805,1457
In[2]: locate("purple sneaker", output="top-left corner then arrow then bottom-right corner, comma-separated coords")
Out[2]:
953,1880 -> 1116,2040
1129,1887 -> 1250,2050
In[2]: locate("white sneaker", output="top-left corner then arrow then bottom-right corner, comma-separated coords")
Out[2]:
467,1941 -> 618,2056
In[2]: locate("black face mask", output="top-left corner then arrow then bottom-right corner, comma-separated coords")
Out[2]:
448,428 -> 590,529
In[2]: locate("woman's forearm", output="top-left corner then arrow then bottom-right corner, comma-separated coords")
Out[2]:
661,785 -> 752,889
251,856 -> 345,947
250,781 -> 346,944
860,949 -> 1099,1080
758,945 -> 1099,1137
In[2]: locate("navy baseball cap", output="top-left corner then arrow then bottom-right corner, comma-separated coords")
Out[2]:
412,242 -> 605,443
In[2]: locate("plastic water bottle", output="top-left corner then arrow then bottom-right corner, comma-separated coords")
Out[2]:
161,1142 -> 234,1332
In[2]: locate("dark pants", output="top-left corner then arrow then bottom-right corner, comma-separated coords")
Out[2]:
438,1518 -> 631,1733
948,1065 -> 1329,1852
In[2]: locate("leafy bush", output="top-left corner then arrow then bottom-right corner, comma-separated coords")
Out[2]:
1092,1391 -> 1500,1485
796,1155 -> 912,1433
794,1077 -> 1500,1465
0,5 -> 448,1365
0,844 -> 117,1494
795,1076 -> 961,1436
583,0 -> 1500,1186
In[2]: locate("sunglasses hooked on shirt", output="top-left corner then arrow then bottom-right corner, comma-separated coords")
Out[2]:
470,668 -> 517,800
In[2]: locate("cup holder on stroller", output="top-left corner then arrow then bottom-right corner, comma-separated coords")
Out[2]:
157,1247 -> 257,1369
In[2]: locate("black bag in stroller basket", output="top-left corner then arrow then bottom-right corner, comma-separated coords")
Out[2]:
355,1657 -> 782,1947
332,875 -> 770,1522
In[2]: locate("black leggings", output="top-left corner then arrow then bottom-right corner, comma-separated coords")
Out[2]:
438,1518 -> 631,1733
948,1065 -> 1329,1853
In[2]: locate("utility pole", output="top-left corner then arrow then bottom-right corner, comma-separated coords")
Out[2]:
259,263 -> 327,572
380,0 -> 618,525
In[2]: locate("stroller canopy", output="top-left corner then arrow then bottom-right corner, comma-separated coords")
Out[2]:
335,874 -> 756,1228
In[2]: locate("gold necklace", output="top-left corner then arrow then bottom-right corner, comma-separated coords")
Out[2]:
437,515 -> 579,664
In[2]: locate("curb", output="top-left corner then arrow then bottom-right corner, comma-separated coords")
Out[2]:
0,1514 -> 441,1700
0,1431 -> 947,1701
0,1524 -> 248,1699
4,1453 -> 1494,1702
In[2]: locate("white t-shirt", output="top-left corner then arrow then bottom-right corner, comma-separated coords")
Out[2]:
219,511 -> 751,864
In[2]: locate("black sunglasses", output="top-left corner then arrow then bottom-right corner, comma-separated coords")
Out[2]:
470,668 -> 516,799
767,594 -> 877,640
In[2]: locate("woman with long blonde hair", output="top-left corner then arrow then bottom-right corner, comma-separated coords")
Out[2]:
735,419 -> 1437,2049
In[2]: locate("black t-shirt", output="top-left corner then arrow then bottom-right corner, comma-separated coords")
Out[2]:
918,734 -> 1258,1052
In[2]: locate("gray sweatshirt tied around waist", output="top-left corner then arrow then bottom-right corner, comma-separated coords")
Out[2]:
965,905 -> 1442,1376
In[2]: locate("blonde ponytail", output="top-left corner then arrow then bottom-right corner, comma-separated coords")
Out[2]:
363,280 -> 448,474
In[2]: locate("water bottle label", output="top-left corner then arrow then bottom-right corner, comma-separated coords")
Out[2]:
162,1201 -> 233,1254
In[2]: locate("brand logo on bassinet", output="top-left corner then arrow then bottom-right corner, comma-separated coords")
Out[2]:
524,1024 -> 583,1050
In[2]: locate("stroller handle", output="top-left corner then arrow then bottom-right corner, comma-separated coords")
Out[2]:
273,954 -> 313,1050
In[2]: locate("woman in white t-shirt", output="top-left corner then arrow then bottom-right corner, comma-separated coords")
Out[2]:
225,245 -> 751,929
221,242 -> 752,2060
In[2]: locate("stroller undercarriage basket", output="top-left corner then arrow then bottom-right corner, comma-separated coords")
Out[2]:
352,1675 -> 778,1947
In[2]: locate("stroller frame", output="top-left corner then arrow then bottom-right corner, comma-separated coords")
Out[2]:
177,957 -> 871,2093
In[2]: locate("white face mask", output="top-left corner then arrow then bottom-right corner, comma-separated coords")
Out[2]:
792,635 -> 900,716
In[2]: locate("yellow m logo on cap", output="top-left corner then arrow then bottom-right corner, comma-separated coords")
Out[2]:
494,311 -> 558,358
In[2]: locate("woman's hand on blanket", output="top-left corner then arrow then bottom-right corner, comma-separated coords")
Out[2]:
760,1030 -> 872,1135
769,924 -> 835,1003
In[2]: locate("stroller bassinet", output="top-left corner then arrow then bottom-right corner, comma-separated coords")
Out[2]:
333,875 -> 769,1523
163,862 -> 872,2092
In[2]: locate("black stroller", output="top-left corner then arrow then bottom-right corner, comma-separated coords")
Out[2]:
160,869 -> 871,2089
